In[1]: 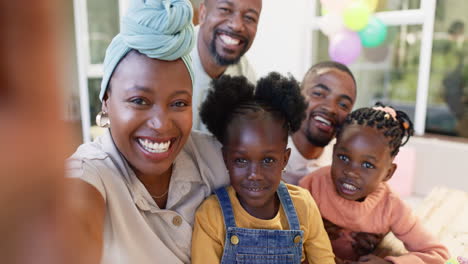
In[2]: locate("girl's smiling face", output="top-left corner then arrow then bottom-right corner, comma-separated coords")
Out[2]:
222,114 -> 290,219
102,51 -> 192,180
331,124 -> 396,201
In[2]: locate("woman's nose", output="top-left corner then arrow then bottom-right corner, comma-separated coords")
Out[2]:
147,108 -> 171,131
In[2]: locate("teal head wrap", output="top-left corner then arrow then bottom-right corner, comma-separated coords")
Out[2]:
99,0 -> 195,101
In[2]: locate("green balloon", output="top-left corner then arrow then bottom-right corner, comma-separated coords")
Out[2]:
359,17 -> 387,47
343,1 -> 371,31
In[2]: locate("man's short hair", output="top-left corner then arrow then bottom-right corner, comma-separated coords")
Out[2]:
304,61 -> 356,87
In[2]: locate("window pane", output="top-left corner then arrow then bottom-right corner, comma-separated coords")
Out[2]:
311,25 -> 422,123
316,0 -> 421,16
88,78 -> 103,126
429,0 -> 468,138
87,0 -> 119,64
88,78 -> 107,140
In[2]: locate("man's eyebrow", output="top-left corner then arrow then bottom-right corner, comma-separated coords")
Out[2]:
218,0 -> 260,16
313,84 -> 331,91
246,8 -> 260,16
218,0 -> 233,6
340,94 -> 354,103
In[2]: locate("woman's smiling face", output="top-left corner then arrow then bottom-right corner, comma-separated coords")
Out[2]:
102,51 -> 192,179
331,124 -> 396,201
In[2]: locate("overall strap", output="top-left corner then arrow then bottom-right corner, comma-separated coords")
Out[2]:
214,187 -> 237,228
276,181 -> 300,230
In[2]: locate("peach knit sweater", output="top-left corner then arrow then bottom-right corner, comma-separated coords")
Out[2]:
299,166 -> 449,264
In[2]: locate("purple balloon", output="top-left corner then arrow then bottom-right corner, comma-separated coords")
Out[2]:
329,30 -> 362,65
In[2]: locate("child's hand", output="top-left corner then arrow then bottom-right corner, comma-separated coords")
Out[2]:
351,232 -> 383,256
352,254 -> 391,264
335,257 -> 346,264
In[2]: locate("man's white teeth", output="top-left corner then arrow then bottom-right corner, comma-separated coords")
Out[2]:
219,34 -> 240,45
342,183 -> 357,191
138,139 -> 171,153
314,116 -> 332,126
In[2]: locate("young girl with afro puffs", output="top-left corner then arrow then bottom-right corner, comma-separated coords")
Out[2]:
299,103 -> 449,264
191,73 -> 335,264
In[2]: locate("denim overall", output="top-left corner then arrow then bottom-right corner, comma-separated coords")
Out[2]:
215,181 -> 304,264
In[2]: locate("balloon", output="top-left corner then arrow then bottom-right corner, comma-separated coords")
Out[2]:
329,30 -> 362,65
321,7 -> 328,15
320,0 -> 352,15
319,12 -> 345,37
343,1 -> 371,31
365,0 -> 378,12
363,45 -> 390,63
359,16 -> 387,47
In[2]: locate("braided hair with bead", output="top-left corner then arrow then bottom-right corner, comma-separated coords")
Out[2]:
337,102 -> 414,157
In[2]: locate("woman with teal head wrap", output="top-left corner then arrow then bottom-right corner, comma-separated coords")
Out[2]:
66,1 -> 229,263
99,0 -> 195,100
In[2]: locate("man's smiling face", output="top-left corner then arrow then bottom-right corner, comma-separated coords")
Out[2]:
299,68 -> 356,147
198,0 -> 262,66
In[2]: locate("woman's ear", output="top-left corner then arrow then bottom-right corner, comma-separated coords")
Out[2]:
101,93 -> 110,113
383,163 -> 397,182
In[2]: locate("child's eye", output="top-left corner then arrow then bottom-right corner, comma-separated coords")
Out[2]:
263,157 -> 275,164
362,162 -> 375,169
338,154 -> 349,162
235,158 -> 247,164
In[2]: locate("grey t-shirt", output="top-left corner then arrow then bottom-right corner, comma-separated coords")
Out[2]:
67,130 -> 229,264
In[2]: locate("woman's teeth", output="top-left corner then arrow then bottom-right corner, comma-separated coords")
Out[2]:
138,139 -> 171,153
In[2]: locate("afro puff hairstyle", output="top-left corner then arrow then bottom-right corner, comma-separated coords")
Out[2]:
199,72 -> 307,144
337,102 -> 414,157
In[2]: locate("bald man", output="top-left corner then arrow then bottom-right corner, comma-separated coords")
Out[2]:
191,0 -> 262,130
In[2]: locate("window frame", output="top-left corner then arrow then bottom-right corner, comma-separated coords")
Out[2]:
306,0 -> 437,136
73,0 -> 128,142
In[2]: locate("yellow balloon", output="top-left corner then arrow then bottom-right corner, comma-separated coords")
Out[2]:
343,1 -> 371,31
321,7 -> 329,15
365,0 -> 378,12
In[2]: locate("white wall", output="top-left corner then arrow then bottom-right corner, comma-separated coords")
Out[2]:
247,0 -> 312,80
409,137 -> 468,196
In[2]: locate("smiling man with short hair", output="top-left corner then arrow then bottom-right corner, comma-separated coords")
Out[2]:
191,0 -> 261,130
284,61 -> 357,185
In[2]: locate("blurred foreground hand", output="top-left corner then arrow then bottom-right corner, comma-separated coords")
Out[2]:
0,1 -> 91,263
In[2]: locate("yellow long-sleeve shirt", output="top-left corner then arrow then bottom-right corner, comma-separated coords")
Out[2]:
191,184 -> 335,264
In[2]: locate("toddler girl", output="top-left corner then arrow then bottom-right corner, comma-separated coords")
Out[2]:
300,103 -> 449,264
191,73 -> 335,264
